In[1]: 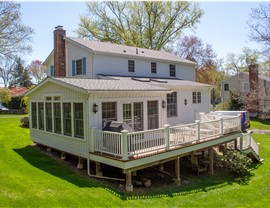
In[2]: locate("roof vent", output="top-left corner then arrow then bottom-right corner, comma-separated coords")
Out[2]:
141,51 -> 145,53
123,50 -> 126,52
136,48 -> 138,55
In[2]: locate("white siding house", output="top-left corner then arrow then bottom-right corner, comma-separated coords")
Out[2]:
25,26 -> 260,192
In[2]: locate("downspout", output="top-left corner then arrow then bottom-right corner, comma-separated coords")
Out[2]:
91,52 -> 96,78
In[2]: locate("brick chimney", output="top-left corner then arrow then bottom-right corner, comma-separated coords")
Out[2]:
54,25 -> 66,77
248,64 -> 259,113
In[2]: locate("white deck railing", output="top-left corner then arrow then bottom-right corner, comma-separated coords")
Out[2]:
91,115 -> 242,160
241,132 -> 260,156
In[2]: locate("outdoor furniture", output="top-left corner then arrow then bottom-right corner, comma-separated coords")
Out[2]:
190,155 -> 208,175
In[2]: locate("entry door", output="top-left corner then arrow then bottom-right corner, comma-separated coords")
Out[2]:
123,102 -> 143,131
147,101 -> 159,130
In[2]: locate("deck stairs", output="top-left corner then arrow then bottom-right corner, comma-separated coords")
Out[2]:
241,134 -> 264,162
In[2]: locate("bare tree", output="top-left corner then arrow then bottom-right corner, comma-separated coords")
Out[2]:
27,60 -> 47,84
0,56 -> 17,87
248,3 -> 270,56
0,2 -> 33,57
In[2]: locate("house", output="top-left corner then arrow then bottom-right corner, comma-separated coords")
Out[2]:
26,26 -> 261,192
221,64 -> 270,115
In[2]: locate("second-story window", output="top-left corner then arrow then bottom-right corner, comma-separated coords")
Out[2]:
76,59 -> 82,75
72,57 -> 86,76
224,83 -> 229,91
128,60 -> 135,73
151,62 -> 157,74
170,64 -> 176,77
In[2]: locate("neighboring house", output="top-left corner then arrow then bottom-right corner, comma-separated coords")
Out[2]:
26,26 -> 261,192
9,87 -> 28,97
221,64 -> 270,114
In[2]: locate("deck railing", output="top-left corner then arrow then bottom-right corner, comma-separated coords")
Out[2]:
241,132 -> 260,156
91,115 -> 241,160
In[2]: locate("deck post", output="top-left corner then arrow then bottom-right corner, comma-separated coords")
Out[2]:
121,130 -> 129,160
95,162 -> 103,176
199,112 -> 205,121
77,157 -> 84,169
208,147 -> 214,175
175,157 -> 181,185
89,127 -> 95,152
219,117 -> 224,136
47,147 -> 52,152
164,124 -> 170,150
195,120 -> 200,142
125,171 -> 133,192
240,135 -> 243,151
60,151 -> 66,160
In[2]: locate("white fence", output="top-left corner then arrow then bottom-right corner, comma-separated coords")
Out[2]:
91,115 -> 242,160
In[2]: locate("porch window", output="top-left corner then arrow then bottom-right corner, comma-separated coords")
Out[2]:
128,60 -> 135,73
169,64 -> 176,77
147,101 -> 159,129
45,103 -> 53,132
74,103 -> 84,138
193,92 -> 201,104
102,102 -> 117,127
151,62 -> 157,74
54,103 -> 61,134
31,102 -> 37,129
63,103 -> 72,136
167,92 -> 177,117
38,103 -> 44,130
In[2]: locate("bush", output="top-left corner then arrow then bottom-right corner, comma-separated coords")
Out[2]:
223,150 -> 252,176
20,116 -> 29,128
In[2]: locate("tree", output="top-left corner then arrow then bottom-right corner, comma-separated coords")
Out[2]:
0,56 -> 17,87
0,1 -> 33,58
175,35 -> 216,67
225,47 -> 260,75
27,60 -> 47,84
248,3 -> 270,57
175,35 -> 224,107
0,88 -> 11,106
76,1 -> 203,50
10,58 -> 32,88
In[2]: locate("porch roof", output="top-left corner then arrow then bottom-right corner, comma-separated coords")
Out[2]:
53,77 -> 171,92
99,76 -> 212,90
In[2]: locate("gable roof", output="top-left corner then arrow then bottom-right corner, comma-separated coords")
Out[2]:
222,72 -> 270,84
65,37 -> 195,65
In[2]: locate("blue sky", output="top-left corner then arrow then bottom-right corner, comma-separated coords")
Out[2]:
20,1 -> 262,65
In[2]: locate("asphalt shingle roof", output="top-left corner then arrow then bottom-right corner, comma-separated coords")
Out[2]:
53,77 -> 170,92
65,37 -> 195,65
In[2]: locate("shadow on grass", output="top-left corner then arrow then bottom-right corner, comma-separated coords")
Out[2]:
14,145 -> 254,201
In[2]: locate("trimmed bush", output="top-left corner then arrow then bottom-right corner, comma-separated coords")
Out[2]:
20,116 -> 29,128
223,150 -> 252,176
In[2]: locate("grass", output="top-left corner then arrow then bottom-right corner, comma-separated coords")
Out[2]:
0,116 -> 270,207
250,117 -> 270,130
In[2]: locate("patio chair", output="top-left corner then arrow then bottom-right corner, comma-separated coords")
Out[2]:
190,155 -> 208,175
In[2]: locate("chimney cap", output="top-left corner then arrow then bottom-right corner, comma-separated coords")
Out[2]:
55,25 -> 64,30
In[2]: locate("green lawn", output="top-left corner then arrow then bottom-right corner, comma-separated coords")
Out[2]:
1,116 -> 270,207
250,117 -> 270,130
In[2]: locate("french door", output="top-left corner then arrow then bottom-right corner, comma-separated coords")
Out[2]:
123,102 -> 143,131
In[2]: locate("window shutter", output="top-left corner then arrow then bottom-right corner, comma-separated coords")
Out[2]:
72,60 -> 76,76
50,65 -> 54,77
82,57 -> 86,75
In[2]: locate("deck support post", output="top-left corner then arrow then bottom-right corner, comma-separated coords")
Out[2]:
47,147 -> 52,152
195,120 -> 200,142
164,124 -> 170,150
208,147 -> 214,175
125,171 -> 133,192
234,139 -> 238,150
175,157 -> 181,185
159,163 -> 164,171
121,130 -> 129,160
240,135 -> 243,151
60,151 -> 66,160
95,162 -> 103,176
77,157 -> 84,169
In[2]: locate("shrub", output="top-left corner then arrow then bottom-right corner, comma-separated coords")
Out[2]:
20,116 -> 29,128
223,150 -> 252,176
